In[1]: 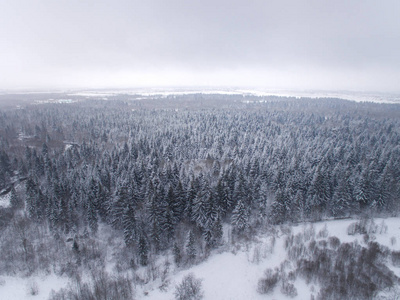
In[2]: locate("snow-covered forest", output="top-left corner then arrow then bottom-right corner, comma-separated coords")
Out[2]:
1,94 -> 400,299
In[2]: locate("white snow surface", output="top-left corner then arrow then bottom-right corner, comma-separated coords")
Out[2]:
142,217 -> 400,299
2,217 -> 400,300
147,246 -> 293,300
0,192 -> 10,208
0,274 -> 68,300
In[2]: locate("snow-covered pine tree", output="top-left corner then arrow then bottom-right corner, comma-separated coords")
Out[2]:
122,202 -> 137,246
186,230 -> 197,263
138,235 -> 149,266
231,199 -> 249,233
10,186 -> 22,208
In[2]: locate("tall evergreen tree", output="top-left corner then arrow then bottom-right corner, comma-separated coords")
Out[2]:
269,188 -> 288,224
10,186 -> 22,208
87,197 -> 98,234
138,235 -> 149,266
186,230 -> 197,263
231,199 -> 249,232
122,202 -> 137,246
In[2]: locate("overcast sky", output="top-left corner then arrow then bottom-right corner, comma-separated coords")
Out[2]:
0,0 -> 399,91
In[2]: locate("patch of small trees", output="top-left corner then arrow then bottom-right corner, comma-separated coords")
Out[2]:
262,221 -> 399,299
174,273 -> 204,300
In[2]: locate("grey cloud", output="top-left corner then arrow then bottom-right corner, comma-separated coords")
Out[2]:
0,0 -> 399,90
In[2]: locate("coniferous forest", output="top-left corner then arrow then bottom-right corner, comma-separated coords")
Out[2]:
1,94 -> 400,299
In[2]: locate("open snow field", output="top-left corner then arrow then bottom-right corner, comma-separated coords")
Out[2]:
1,217 -> 400,300
0,275 -> 68,300
140,217 -> 400,299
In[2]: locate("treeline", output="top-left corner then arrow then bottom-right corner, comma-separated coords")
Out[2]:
0,95 -> 400,263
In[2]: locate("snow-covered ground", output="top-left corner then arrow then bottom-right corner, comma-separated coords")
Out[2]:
0,192 -> 10,208
138,218 -> 400,299
145,218 -> 400,300
1,217 -> 400,300
147,241 -> 299,300
0,274 -> 68,300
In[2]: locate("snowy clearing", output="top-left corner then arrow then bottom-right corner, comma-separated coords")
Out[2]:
1,217 -> 400,299
0,192 -> 10,208
0,274 -> 69,300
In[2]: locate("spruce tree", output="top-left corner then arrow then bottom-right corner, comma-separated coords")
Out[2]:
231,199 -> 249,232
87,198 -> 98,234
122,203 -> 137,246
138,235 -> 149,266
186,230 -> 196,263
269,188 -> 287,224
10,186 -> 22,208
212,215 -> 223,247
173,242 -> 182,266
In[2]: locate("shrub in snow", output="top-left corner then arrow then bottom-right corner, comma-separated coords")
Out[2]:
293,239 -> 396,300
160,259 -> 171,284
378,220 -> 388,234
363,233 -> 370,244
328,236 -> 340,249
318,240 -> 328,248
347,222 -> 358,235
257,268 -> 280,294
174,273 -> 204,300
251,244 -> 262,264
317,225 -> 329,239
308,240 -> 317,253
287,243 -> 307,262
391,251 -> 400,267
285,234 -> 294,250
27,280 -> 39,296
281,280 -> 297,298
288,271 -> 297,282
347,218 -> 377,236
50,271 -> 134,300
303,224 -> 315,242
